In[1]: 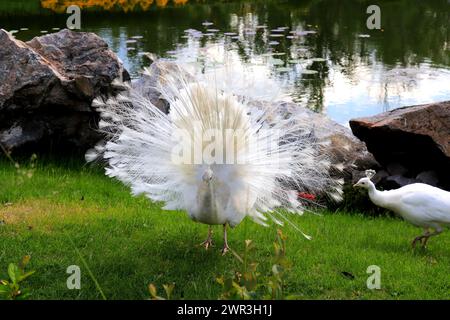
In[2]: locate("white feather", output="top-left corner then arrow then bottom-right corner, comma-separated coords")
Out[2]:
89,61 -> 342,235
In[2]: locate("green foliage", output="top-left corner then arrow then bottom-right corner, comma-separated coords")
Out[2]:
0,143 -> 37,186
328,184 -> 391,217
217,230 -> 299,300
148,283 -> 175,300
15,154 -> 38,185
267,230 -> 293,299
148,230 -> 295,300
0,256 -> 35,300
216,239 -> 259,300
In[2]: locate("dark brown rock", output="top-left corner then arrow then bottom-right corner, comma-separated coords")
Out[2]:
371,169 -> 389,184
350,101 -> 450,189
416,170 -> 439,186
384,175 -> 418,189
0,29 -> 127,153
386,162 -> 408,176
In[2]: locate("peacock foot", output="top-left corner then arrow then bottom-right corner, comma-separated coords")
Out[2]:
200,238 -> 214,250
411,236 -> 425,249
421,236 -> 430,248
221,244 -> 230,256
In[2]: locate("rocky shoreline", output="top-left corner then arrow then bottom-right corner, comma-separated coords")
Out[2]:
1,29 -> 448,192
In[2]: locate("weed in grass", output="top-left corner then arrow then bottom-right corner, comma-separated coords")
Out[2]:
0,255 -> 35,300
0,143 -> 37,187
15,154 -> 38,185
217,230 -> 298,300
148,283 -> 175,300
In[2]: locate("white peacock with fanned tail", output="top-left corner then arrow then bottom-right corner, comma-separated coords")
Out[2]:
86,61 -> 343,254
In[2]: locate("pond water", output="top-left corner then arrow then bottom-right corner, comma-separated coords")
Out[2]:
1,0 -> 449,126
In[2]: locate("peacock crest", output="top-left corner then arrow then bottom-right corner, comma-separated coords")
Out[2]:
365,169 -> 376,179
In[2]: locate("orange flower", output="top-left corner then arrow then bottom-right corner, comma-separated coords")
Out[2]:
139,0 -> 154,10
156,0 -> 169,7
40,0 -> 189,12
173,0 -> 188,5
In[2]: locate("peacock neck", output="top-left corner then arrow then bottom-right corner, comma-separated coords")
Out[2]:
367,183 -> 389,208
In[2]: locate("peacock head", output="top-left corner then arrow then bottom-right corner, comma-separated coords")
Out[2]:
202,167 -> 214,183
353,170 -> 376,190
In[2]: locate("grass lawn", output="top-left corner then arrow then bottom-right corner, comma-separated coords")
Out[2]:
0,158 -> 449,300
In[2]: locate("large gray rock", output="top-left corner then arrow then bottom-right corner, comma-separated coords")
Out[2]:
0,29 -> 128,153
131,61 -> 178,114
350,101 -> 450,189
264,101 -> 379,184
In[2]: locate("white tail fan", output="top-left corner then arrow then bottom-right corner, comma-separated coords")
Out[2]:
87,61 -> 343,237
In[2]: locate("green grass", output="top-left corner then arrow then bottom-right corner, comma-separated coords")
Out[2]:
0,158 -> 449,300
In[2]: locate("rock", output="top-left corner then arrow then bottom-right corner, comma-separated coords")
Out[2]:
386,162 -> 408,176
131,62 -> 175,114
350,101 -> 450,189
371,169 -> 389,185
384,175 -> 417,189
416,170 -> 439,186
131,61 -> 199,114
0,29 -> 128,153
269,101 -> 379,185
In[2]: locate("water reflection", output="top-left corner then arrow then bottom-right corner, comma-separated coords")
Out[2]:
3,0 -> 449,125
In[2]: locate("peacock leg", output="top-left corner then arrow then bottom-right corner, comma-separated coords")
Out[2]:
200,226 -> 214,250
412,228 -> 434,248
412,234 -> 426,248
222,223 -> 230,255
421,226 -> 442,248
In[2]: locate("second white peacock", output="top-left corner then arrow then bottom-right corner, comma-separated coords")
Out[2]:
87,62 -> 343,254
354,170 -> 450,247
